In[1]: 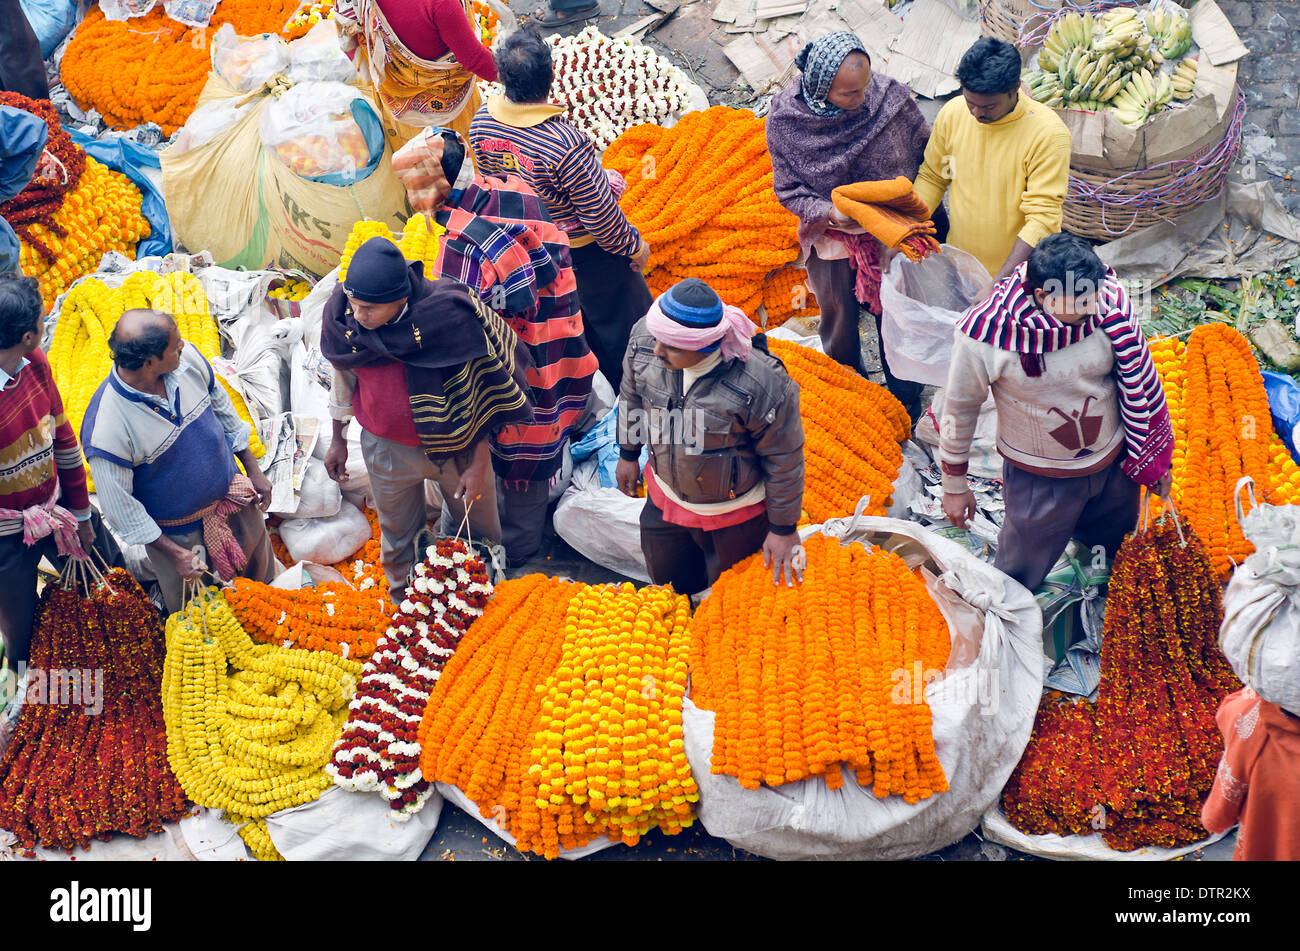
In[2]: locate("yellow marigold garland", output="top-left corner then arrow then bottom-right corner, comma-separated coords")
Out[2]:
603,107 -> 799,315
337,215 -> 445,282
690,533 -> 951,802
1148,326 -> 1300,578
767,338 -> 909,523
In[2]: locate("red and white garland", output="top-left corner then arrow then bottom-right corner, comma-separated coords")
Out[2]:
326,539 -> 492,819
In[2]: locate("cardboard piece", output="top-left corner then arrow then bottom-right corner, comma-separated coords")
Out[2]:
711,0 -> 748,22
614,12 -> 670,37
886,0 -> 982,98
1188,0 -> 1249,66
755,0 -> 807,19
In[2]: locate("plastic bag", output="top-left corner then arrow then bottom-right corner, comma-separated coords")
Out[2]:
915,390 -> 1002,480
1263,370 -> 1300,461
287,19 -> 357,83
685,503 -> 1043,860
211,25 -> 291,93
279,499 -> 370,564
260,82 -> 383,184
266,786 -> 443,860
163,0 -> 220,28
879,245 -> 991,387
170,99 -> 257,156
1220,476 -> 1300,715
99,0 -> 157,19
18,0 -> 79,58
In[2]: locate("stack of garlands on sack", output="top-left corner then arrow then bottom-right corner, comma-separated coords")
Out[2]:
1000,514 -> 1239,850
766,339 -> 909,524
0,93 -> 150,310
419,576 -> 697,859
61,0 -> 301,135
226,577 -> 389,661
1147,324 -> 1300,579
603,107 -> 800,315
283,0 -> 336,41
328,539 -> 492,819
47,270 -> 265,470
162,588 -> 363,861
337,215 -> 447,282
690,533 -> 951,801
0,567 -> 188,852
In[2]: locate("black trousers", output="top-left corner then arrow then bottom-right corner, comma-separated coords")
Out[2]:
0,0 -> 50,101
639,497 -> 769,596
571,242 -> 653,394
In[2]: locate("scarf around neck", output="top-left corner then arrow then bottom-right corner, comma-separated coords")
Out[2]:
958,264 -> 1173,486
795,31 -> 869,117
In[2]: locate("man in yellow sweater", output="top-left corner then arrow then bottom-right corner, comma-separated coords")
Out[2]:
914,37 -> 1072,285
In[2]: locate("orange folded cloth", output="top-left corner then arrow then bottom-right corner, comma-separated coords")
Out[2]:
831,177 -> 941,261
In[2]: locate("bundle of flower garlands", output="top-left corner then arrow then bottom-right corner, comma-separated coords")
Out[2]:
0,566 -> 188,852
690,534 -> 951,801
328,539 -> 492,819
48,270 -> 265,474
760,266 -> 818,330
337,215 -> 446,283
471,0 -> 500,47
162,588 -> 362,861
226,578 -> 389,661
61,0 -> 301,135
1147,324 -> 1300,579
419,575 -> 697,858
1000,514 -> 1239,850
0,93 -> 151,310
766,339 -> 909,524
284,0 -> 335,41
603,107 -> 800,314
479,27 -> 691,152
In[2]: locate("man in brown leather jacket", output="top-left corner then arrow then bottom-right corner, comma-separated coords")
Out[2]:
615,278 -> 806,593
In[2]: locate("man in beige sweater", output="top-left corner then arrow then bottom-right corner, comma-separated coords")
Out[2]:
939,235 -> 1173,591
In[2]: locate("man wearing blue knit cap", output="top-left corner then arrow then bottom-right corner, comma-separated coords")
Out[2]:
616,278 -> 806,592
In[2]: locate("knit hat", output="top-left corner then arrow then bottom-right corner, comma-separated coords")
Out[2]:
342,238 -> 411,303
646,279 -> 757,360
660,279 -> 723,352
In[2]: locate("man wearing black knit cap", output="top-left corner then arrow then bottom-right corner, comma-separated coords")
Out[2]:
321,237 -> 534,590
616,278 -> 806,592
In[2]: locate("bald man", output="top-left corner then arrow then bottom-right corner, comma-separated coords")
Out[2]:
81,309 -> 277,612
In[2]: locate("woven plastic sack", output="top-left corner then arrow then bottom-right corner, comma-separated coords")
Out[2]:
879,245 -> 990,387
685,501 -> 1043,860
1220,476 -> 1300,714
265,786 -> 443,861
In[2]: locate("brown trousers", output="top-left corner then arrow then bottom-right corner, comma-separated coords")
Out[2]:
147,502 -> 279,615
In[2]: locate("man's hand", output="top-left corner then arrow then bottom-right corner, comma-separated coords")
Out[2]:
454,440 -> 492,503
162,540 -> 203,582
1153,470 -> 1173,499
616,457 -> 642,497
763,532 -> 805,587
324,440 -> 349,484
249,469 -> 274,512
631,239 -> 651,273
76,519 -> 96,557
943,489 -> 977,530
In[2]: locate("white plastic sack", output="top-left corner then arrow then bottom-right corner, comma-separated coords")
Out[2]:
1220,476 -> 1300,714
260,81 -> 377,181
271,456 -> 343,519
980,805 -> 1229,861
552,455 -> 651,582
179,807 -> 251,861
287,19 -> 357,83
1,826 -> 196,861
916,390 -> 1002,481
271,560 -> 350,589
437,783 -> 614,860
265,786 -> 442,861
685,504 -> 1043,860
279,499 -> 370,564
880,245 -> 990,387
170,98 -> 258,157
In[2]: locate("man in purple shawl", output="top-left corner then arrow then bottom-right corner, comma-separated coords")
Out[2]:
767,31 -> 941,419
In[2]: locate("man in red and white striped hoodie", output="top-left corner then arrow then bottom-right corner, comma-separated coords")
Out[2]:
939,233 -> 1173,591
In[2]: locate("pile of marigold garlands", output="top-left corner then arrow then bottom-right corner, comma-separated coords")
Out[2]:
61,0 -> 301,135
1147,324 -> 1300,579
337,215 -> 446,282
418,575 -> 697,859
690,533 -> 951,802
1000,514 -> 1239,850
0,93 -> 150,310
603,107 -> 800,316
48,269 -> 265,480
0,569 -> 188,853
767,338 -> 909,524
162,588 -> 363,861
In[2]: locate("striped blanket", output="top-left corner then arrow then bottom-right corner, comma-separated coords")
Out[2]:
434,173 -> 597,487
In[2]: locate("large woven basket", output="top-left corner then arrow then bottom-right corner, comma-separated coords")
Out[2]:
1062,87 -> 1247,240
978,0 -> 1061,43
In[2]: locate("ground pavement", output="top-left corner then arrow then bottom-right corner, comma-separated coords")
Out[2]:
417,0 -> 1257,862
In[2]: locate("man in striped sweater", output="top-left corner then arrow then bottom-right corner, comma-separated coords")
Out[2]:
939,234 -> 1173,591
469,28 -> 651,393
0,274 -> 95,664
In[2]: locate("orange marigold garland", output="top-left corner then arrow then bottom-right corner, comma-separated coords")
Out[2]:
767,338 -> 909,523
1147,326 -> 1300,578
603,107 -> 799,316
225,578 -> 387,661
760,266 -> 818,329
689,533 -> 951,802
62,1 -> 301,135
418,576 -> 698,858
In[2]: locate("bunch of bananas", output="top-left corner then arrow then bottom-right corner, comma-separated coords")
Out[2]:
1093,7 -> 1164,70
1146,4 -> 1193,60
1037,11 -> 1094,73
1171,56 -> 1198,100
1110,67 -> 1174,127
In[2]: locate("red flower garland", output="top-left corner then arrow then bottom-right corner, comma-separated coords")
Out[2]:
0,92 -> 87,264
0,570 -> 188,852
1001,517 -> 1239,850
